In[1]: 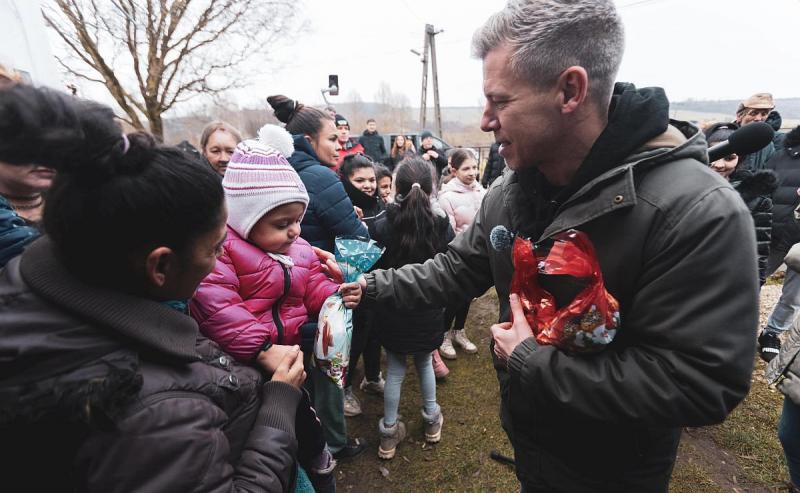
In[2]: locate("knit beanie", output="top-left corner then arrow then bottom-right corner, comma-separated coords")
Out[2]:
222,136 -> 308,240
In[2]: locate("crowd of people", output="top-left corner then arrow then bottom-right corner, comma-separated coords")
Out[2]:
1,0 -> 800,492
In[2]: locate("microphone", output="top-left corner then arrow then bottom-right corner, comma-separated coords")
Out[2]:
707,122 -> 774,163
489,225 -> 515,251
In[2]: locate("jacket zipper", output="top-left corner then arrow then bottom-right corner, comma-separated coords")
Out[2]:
271,263 -> 291,344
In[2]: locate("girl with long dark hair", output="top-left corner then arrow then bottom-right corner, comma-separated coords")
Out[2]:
367,157 -> 454,460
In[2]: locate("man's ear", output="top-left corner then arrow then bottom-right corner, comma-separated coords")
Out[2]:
143,246 -> 175,289
557,66 -> 589,115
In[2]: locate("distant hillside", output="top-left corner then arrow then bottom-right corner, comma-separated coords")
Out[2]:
671,98 -> 800,121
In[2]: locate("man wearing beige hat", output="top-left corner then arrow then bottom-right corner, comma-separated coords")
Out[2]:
735,92 -> 777,170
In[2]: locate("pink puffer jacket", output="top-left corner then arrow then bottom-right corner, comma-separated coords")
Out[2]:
438,178 -> 486,234
190,226 -> 339,362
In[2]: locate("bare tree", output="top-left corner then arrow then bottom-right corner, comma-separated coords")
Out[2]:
43,0 -> 299,140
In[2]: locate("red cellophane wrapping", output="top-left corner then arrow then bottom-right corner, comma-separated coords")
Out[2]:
510,230 -> 620,353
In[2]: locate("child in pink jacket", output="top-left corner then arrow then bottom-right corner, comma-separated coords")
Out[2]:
190,131 -> 362,490
437,148 -> 486,360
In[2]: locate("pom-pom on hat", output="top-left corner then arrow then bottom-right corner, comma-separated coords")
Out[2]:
222,138 -> 308,240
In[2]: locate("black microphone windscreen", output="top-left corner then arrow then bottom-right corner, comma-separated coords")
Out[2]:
727,122 -> 775,156
490,225 -> 514,251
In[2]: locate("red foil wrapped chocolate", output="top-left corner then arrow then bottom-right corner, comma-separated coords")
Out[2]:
510,230 -> 620,353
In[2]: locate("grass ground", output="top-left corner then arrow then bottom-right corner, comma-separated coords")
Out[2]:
337,287 -> 791,492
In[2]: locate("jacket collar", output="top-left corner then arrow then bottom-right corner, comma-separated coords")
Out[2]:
502,121 -> 705,241
19,236 -> 201,361
443,178 -> 483,194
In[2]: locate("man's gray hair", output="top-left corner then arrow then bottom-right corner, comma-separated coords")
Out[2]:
472,0 -> 625,105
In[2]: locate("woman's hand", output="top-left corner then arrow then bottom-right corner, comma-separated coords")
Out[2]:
256,344 -> 295,374
269,346 -> 306,388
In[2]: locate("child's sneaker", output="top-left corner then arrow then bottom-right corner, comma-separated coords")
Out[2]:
439,331 -> 457,359
422,407 -> 443,443
758,329 -> 781,363
432,350 -> 449,379
343,387 -> 362,417
359,372 -> 386,394
378,418 -> 407,460
452,329 -> 478,354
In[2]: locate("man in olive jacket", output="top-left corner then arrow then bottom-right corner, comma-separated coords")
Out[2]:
360,1 -> 758,492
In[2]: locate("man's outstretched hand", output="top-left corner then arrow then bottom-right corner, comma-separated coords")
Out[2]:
491,294 -> 534,364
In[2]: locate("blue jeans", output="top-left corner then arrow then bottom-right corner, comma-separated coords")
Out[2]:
383,350 -> 439,426
780,398 -> 800,487
766,249 -> 800,334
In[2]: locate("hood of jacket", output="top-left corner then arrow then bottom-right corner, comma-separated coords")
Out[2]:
362,130 -> 380,137
290,134 -> 326,173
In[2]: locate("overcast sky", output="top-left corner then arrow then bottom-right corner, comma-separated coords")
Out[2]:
240,0 -> 799,110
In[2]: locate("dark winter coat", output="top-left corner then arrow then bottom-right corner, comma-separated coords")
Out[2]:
418,145 -> 448,176
0,237 -> 302,492
767,127 -> 800,253
730,169 -> 778,285
0,195 -> 39,267
367,205 -> 454,354
289,135 -> 369,252
364,84 -> 758,490
359,130 -> 387,163
481,142 -> 506,188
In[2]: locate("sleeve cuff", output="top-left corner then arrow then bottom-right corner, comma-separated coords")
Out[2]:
507,337 -> 538,377
364,273 -> 378,305
257,381 -> 302,434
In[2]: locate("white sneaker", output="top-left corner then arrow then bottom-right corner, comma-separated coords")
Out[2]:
439,331 -> 457,360
343,387 -> 362,417
452,329 -> 478,354
359,372 -> 386,394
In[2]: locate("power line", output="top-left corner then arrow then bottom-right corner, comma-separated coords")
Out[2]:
618,0 -> 669,9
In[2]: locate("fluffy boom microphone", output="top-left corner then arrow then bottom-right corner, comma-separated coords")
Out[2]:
707,122 -> 774,163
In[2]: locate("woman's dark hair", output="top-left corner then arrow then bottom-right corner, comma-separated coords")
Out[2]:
267,94 -> 332,138
449,148 -> 476,170
375,163 -> 392,182
391,157 -> 438,262
340,153 -> 375,179
0,84 -> 225,284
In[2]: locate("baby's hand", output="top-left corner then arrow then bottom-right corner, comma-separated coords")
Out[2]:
340,281 -> 362,309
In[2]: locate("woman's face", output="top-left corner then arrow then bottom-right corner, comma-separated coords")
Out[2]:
0,162 -> 55,196
203,130 -> 238,176
310,119 -> 341,167
454,158 -> 479,185
378,176 -> 392,201
349,167 -> 376,197
709,148 -> 738,180
165,205 -> 228,300
394,135 -> 405,148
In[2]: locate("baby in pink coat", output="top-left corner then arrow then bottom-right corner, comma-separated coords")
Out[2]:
191,130 -> 361,368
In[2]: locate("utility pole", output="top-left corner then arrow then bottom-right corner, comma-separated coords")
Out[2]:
415,24 -> 443,137
418,27 -> 430,130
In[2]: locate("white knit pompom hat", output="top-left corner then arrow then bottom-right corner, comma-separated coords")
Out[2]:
222,138 -> 308,239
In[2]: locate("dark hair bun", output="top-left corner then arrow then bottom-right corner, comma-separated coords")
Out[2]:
267,94 -> 301,124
